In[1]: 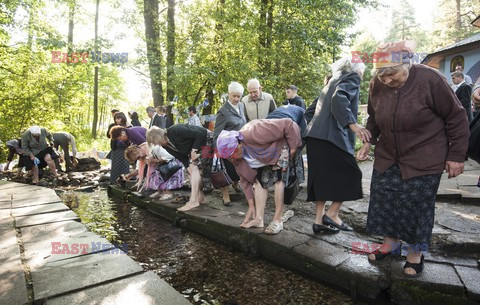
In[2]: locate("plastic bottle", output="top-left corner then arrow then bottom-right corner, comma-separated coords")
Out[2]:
278,145 -> 289,169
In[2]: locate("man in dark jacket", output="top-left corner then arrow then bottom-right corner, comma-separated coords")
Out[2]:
283,85 -> 306,109
452,72 -> 473,122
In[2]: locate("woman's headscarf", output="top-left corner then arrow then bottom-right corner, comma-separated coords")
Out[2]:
372,40 -> 416,69
217,130 -> 243,158
6,139 -> 19,149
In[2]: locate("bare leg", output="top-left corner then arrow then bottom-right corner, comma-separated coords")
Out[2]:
221,186 -> 230,203
240,198 -> 256,227
31,166 -> 39,183
368,236 -> 401,261
242,180 -> 266,228
44,154 -> 58,177
178,164 -> 201,211
314,201 -> 326,224
273,181 -> 284,222
325,201 -> 344,224
404,247 -> 422,276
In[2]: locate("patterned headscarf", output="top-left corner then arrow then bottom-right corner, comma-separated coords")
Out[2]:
216,130 -> 243,158
372,40 -> 416,69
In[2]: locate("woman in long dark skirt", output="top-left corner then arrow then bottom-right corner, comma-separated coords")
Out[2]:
357,40 -> 469,277
304,56 -> 369,234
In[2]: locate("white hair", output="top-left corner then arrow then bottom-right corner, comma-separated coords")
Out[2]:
228,81 -> 244,94
247,78 -> 260,89
331,56 -> 366,78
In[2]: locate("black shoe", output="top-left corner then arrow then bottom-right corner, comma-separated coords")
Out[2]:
232,184 -> 242,193
222,199 -> 232,207
312,223 -> 339,234
322,215 -> 353,231
403,255 -> 424,278
367,242 -> 402,263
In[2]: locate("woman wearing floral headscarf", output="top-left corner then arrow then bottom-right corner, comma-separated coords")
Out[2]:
217,118 -> 302,234
357,40 -> 469,277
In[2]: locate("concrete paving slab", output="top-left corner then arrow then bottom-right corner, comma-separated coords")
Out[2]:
456,173 -> 480,186
32,252 -> 143,301
455,266 -> 480,301
15,210 -> 79,228
24,231 -> 116,269
258,229 -> 312,249
11,188 -> 58,200
294,239 -> 350,268
0,213 -> 14,230
336,254 -> 390,299
1,184 -> 43,193
460,186 -> 480,202
21,220 -> 88,244
12,197 -> 63,209
46,271 -> 190,305
0,227 -> 28,305
11,202 -> 69,217
391,260 -> 464,296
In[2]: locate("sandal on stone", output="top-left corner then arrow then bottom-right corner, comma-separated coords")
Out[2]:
264,221 -> 283,235
368,242 -> 402,263
150,192 -> 163,199
159,193 -> 173,201
403,255 -> 424,278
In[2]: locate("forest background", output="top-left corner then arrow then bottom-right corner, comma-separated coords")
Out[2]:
0,0 -> 479,159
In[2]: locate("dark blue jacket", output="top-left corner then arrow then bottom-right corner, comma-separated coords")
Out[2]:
304,72 -> 361,155
266,105 -> 306,135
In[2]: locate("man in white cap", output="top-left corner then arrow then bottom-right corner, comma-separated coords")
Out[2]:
21,126 -> 58,183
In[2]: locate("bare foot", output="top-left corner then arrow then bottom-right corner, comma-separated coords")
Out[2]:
240,218 -> 264,228
178,202 -> 200,211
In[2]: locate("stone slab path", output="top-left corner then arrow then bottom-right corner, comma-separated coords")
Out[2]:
0,180 -> 190,305
108,159 -> 480,304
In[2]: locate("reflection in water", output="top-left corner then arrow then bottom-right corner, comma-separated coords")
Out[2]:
68,189 -> 370,305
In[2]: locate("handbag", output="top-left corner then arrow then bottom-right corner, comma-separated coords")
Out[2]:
284,162 -> 300,206
211,157 -> 233,189
467,112 -> 480,163
158,160 -> 182,181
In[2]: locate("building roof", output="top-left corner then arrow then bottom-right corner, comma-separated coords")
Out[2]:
472,15 -> 480,28
423,32 -> 480,68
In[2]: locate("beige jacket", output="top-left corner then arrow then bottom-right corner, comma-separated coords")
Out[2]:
241,92 -> 276,121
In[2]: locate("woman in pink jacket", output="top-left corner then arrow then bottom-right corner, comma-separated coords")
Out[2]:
217,118 -> 302,234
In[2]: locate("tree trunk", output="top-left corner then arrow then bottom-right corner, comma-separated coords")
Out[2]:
92,0 -> 99,139
258,0 -> 273,76
68,1 -> 75,54
166,0 -> 175,102
143,0 -> 164,107
455,0 -> 461,41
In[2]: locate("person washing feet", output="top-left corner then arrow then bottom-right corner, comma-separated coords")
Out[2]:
147,125 -> 213,212
217,118 -> 302,234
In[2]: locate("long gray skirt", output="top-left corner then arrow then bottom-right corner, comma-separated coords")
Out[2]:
366,164 -> 441,244
110,148 -> 130,184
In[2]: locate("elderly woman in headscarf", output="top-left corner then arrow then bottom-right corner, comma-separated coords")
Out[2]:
357,40 -> 469,277
304,56 -> 368,235
217,118 -> 302,234
146,125 -> 213,211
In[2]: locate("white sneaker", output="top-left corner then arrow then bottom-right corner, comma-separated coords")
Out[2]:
281,210 -> 294,223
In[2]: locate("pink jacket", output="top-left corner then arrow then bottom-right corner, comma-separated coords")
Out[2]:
233,119 -> 302,200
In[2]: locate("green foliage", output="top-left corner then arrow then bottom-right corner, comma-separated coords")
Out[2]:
0,0 -> 126,155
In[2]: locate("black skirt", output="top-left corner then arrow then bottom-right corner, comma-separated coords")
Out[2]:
366,164 -> 441,244
306,138 -> 362,202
